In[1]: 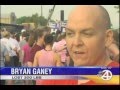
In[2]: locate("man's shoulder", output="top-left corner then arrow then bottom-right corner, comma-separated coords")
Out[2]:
107,61 -> 119,67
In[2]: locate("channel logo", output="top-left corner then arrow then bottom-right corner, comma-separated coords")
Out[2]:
97,70 -> 112,80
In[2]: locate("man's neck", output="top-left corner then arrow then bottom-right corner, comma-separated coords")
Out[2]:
95,53 -> 112,66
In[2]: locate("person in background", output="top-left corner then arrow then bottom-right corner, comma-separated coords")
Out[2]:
20,33 -> 33,85
19,31 -> 29,66
20,28 -> 26,41
27,29 -> 49,85
27,27 -> 51,67
14,32 -> 20,42
19,31 -> 28,49
33,34 -> 62,67
33,34 -> 62,85
0,31 -> 13,85
27,29 -> 46,67
52,33 -> 70,66
9,30 -> 21,67
1,31 -> 17,67
21,35 -> 31,67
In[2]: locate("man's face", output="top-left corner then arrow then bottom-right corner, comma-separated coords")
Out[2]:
66,12 -> 107,66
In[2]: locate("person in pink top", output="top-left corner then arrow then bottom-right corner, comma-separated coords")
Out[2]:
21,35 -> 32,85
33,34 -> 62,67
27,28 -> 48,67
33,34 -> 62,85
52,33 -> 70,66
22,43 -> 31,67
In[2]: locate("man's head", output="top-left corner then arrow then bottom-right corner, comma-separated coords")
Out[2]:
9,30 -> 15,38
2,31 -> 10,39
66,5 -> 113,66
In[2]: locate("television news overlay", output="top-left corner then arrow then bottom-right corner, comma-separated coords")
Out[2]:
0,67 -> 119,85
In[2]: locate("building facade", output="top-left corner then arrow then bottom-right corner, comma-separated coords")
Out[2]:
1,12 -> 16,24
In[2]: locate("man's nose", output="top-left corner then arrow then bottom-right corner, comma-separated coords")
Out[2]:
73,35 -> 84,47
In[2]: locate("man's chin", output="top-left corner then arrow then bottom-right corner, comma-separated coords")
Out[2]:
73,60 -> 88,66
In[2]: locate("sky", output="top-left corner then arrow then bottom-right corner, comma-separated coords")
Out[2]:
1,5 -> 119,29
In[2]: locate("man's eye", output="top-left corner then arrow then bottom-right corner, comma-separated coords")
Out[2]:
84,33 -> 92,35
82,32 -> 93,36
66,32 -> 74,37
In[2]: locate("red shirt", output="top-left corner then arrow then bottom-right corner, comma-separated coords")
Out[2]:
36,61 -> 119,85
107,61 -> 119,67
22,43 -> 31,63
81,61 -> 119,85
29,44 -> 44,63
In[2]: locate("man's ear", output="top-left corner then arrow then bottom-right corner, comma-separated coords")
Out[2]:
105,29 -> 113,47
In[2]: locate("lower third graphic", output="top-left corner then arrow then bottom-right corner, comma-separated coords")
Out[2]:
98,70 -> 112,80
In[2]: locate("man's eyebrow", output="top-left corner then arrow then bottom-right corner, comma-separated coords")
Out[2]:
65,28 -> 74,32
65,27 -> 94,32
80,28 -> 95,32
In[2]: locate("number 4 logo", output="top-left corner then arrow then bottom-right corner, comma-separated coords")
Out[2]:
101,70 -> 112,80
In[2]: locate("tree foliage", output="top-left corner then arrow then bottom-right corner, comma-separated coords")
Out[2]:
39,16 -> 47,26
16,13 -> 48,28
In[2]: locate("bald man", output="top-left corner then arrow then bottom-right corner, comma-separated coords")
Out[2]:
62,5 -> 119,85
66,5 -> 119,67
35,5 -> 119,85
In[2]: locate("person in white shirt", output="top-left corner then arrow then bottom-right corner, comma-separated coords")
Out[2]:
0,30 -> 14,85
9,31 -> 21,67
1,30 -> 18,67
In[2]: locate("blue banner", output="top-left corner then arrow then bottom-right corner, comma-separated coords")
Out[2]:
0,67 -> 119,75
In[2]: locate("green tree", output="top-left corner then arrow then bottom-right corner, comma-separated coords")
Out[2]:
31,13 -> 39,28
16,16 -> 31,24
16,16 -> 27,24
25,16 -> 31,23
39,16 -> 47,26
16,13 -> 48,27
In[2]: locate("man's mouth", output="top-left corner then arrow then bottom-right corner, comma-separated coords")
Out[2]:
73,51 -> 86,58
74,51 -> 85,54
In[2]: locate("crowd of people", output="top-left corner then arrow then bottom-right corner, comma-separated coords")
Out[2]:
0,5 -> 119,85
0,26 -> 71,85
